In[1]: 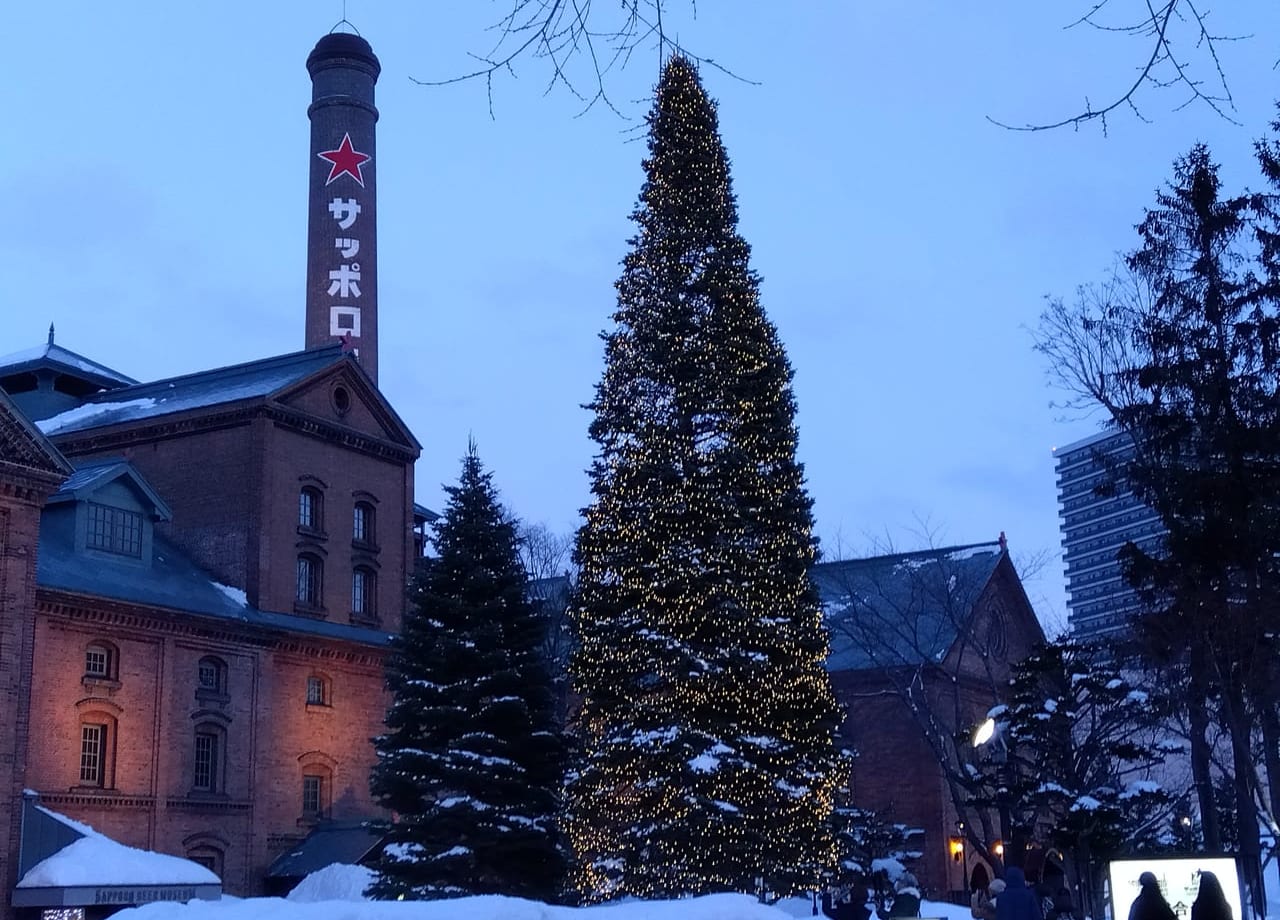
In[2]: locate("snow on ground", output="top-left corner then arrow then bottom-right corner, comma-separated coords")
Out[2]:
118,891 -> 797,920
116,865 -> 973,920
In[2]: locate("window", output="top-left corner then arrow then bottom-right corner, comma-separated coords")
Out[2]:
84,643 -> 113,679
353,502 -> 375,545
296,554 -> 323,607
302,774 -> 325,817
352,567 -> 375,619
187,848 -> 223,876
197,656 -> 226,694
193,729 -> 221,792
86,502 -> 143,557
306,676 -> 327,706
299,487 -> 323,532
80,724 -> 107,786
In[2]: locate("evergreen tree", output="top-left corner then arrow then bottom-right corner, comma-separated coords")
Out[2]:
369,445 -> 566,901
566,55 -> 845,901
966,639 -> 1173,920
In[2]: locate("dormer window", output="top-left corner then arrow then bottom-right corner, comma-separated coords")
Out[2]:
86,502 -> 143,557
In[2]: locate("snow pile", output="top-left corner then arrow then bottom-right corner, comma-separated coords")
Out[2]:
19,834 -> 218,888
117,891 -> 794,920
36,397 -> 157,434
287,864 -> 376,902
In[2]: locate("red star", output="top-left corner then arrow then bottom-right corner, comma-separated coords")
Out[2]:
317,133 -> 371,187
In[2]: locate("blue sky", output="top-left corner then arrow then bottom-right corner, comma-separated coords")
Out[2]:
4,2 -> 1276,626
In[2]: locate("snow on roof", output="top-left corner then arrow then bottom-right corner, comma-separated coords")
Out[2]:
36,398 -> 157,435
213,582 -> 249,607
18,807 -> 218,889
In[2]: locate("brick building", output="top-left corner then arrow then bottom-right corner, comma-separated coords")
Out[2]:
814,540 -> 1045,899
0,29 -> 426,914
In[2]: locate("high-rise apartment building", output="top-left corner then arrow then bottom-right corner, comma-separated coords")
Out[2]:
1053,430 -> 1166,640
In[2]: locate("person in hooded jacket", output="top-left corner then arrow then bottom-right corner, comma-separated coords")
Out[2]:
822,878 -> 872,920
996,867 -> 1044,920
1190,871 -> 1232,920
971,865 -> 995,920
1129,872 -> 1177,920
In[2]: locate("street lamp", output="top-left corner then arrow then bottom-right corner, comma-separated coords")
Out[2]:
973,713 -> 1013,866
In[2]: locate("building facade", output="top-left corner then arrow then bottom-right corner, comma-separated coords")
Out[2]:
1053,431 -> 1165,641
0,30 -> 423,914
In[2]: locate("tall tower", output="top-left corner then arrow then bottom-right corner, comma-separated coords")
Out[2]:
305,32 -> 381,384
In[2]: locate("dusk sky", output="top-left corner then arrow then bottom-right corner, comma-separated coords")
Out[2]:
4,3 -> 1277,627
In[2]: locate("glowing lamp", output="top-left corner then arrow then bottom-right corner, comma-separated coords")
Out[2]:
949,837 -> 965,862
973,718 -> 996,746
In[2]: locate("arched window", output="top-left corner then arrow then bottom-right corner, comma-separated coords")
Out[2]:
296,554 -> 323,607
192,723 -> 226,793
197,656 -> 227,695
298,752 -> 336,820
78,714 -> 117,788
352,567 -> 376,620
84,641 -> 118,681
298,486 -> 324,532
186,845 -> 224,877
352,502 -> 375,547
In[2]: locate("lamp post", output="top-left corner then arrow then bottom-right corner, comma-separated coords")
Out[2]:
973,716 -> 1014,869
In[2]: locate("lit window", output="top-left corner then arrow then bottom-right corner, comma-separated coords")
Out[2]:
80,724 -> 107,786
193,729 -> 220,792
296,555 -> 323,606
353,502 -> 375,545
86,502 -> 143,557
306,676 -> 327,706
352,567 -> 375,618
299,487 -> 323,531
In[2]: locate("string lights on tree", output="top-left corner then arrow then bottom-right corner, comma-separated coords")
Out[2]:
566,55 -> 846,902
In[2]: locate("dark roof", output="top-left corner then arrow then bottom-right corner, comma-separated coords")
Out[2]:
0,340 -> 137,389
412,502 -> 440,523
48,458 -> 173,521
35,345 -> 348,437
814,542 -> 1004,672
37,521 -> 392,648
0,390 -> 73,480
266,822 -> 383,879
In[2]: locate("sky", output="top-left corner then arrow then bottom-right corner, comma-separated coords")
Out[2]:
4,2 -> 1277,627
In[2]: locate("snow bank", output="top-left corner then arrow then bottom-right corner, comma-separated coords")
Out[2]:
287,864 -> 376,902
117,891 -> 794,920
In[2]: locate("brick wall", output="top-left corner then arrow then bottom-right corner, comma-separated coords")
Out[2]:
27,595 -> 391,897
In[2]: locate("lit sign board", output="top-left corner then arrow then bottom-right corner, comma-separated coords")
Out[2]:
1108,856 -> 1243,920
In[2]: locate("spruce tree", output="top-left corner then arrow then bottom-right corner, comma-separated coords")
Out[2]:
369,445 -> 566,901
567,55 -> 845,901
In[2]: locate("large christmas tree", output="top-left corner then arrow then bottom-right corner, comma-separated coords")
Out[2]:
566,55 -> 845,901
368,446 -> 566,901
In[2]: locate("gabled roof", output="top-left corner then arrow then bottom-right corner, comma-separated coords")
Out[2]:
46,458 -> 173,521
0,389 -> 73,480
814,541 -> 1004,672
0,340 -> 137,389
35,345 -> 348,438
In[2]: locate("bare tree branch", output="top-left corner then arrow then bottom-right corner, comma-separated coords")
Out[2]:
413,0 -> 757,118
989,0 -> 1245,134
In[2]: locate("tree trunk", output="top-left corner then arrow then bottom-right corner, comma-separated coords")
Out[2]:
1223,678 -> 1265,918
1186,650 -> 1221,850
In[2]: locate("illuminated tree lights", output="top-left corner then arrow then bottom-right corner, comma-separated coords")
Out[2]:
369,446 -> 566,901
567,56 -> 846,901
